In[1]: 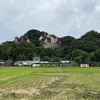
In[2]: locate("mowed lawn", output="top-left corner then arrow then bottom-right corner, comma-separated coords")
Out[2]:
0,67 -> 100,100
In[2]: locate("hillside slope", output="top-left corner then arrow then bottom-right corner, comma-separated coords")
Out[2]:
14,29 -> 61,48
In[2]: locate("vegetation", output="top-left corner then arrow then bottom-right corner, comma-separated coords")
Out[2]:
0,67 -> 100,99
0,29 -> 100,65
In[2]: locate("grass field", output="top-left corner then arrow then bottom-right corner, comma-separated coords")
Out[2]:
0,67 -> 100,100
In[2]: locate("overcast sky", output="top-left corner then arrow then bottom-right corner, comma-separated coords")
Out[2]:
0,0 -> 100,43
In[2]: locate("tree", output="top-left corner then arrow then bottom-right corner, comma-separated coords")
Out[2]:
43,56 -> 51,61
95,49 -> 100,62
32,52 -> 37,58
60,36 -> 75,47
89,51 -> 96,62
72,49 -> 90,64
54,57 -> 62,62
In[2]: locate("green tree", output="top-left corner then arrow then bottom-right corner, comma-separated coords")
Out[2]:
72,49 -> 90,64
95,49 -> 100,61
43,56 -> 51,61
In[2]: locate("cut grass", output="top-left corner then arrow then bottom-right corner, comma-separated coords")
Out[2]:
0,67 -> 100,100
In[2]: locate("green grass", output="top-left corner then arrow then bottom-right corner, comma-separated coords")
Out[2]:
0,67 -> 100,100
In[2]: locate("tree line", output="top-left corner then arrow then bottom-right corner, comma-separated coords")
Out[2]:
0,30 -> 100,66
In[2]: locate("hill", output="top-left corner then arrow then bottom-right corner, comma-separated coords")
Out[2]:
14,29 -> 61,48
0,29 -> 100,64
70,30 -> 100,52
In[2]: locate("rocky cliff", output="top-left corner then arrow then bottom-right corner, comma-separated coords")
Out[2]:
14,36 -> 31,44
39,34 -> 61,48
14,29 -> 61,48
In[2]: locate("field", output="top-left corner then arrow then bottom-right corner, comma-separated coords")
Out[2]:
0,67 -> 100,100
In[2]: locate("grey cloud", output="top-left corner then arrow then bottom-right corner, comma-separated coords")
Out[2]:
0,0 -> 100,43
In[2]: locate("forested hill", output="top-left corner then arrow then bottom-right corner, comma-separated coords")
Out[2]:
70,30 -> 100,53
14,29 -> 61,48
0,29 -> 100,63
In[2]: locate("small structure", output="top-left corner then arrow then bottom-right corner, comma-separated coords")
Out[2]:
4,60 -> 12,66
60,60 -> 71,66
14,57 -> 41,67
14,58 -> 72,67
22,61 -> 33,66
40,61 -> 49,66
32,57 -> 40,67
14,61 -> 23,66
61,61 -> 69,63
0,60 -> 5,66
32,61 -> 40,67
40,60 -> 71,67
14,60 -> 40,67
80,64 -> 89,67
33,57 -> 40,61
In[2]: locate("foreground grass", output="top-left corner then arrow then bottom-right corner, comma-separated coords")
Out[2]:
0,67 -> 100,100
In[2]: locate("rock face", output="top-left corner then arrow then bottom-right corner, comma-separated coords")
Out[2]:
14,36 -> 31,44
14,29 -> 61,48
39,35 -> 61,48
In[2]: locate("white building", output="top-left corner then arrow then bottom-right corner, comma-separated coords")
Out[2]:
80,64 -> 89,67
14,57 -> 40,67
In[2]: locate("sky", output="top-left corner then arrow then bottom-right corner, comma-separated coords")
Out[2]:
0,0 -> 100,43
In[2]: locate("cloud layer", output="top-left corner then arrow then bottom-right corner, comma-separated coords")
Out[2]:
0,0 -> 100,43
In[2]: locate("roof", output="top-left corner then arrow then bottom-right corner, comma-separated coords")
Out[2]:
33,57 -> 40,61
40,61 -> 49,63
61,61 -> 70,63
